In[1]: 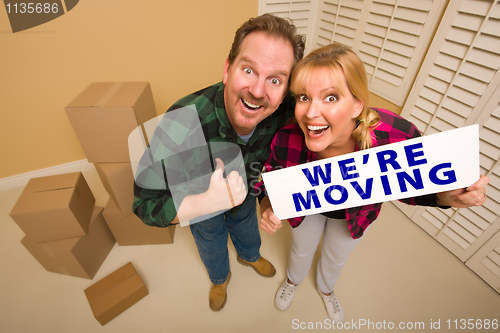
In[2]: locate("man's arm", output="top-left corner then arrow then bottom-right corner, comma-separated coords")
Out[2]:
133,158 -> 246,226
133,185 -> 175,227
174,158 -> 246,224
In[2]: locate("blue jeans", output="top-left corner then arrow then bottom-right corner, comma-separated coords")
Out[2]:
189,196 -> 261,284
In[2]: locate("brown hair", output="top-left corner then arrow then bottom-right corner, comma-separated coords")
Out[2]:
290,43 -> 380,150
228,14 -> 306,68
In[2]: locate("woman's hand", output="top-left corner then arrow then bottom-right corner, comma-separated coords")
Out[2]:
436,175 -> 490,208
259,196 -> 283,234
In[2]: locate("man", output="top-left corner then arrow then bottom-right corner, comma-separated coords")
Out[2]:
133,14 -> 306,311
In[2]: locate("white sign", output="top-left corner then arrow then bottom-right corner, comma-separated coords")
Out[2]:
262,125 -> 480,220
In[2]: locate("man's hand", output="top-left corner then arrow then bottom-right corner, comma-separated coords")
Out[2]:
259,196 -> 282,234
206,158 -> 246,211
174,158 -> 246,225
436,175 -> 490,208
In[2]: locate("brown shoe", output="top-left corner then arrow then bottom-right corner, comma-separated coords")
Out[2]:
237,256 -> 276,277
209,272 -> 231,311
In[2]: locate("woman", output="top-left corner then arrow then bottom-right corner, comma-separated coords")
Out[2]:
256,43 -> 488,323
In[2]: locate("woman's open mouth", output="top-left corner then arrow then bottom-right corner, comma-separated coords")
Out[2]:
307,125 -> 329,135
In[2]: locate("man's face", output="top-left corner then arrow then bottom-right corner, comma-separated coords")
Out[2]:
223,31 -> 295,136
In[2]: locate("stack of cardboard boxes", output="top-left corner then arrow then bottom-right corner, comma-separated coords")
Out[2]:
9,82 -> 175,325
65,82 -> 176,245
10,173 -> 150,325
10,172 -> 116,279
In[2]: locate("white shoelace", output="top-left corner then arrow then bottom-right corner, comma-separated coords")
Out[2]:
280,281 -> 297,300
324,294 -> 341,313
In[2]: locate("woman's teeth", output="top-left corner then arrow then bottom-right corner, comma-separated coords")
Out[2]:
307,125 -> 329,135
308,125 -> 328,131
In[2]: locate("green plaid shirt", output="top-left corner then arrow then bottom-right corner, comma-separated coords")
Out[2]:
133,81 -> 295,227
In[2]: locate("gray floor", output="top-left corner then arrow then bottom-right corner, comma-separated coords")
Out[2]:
1,168 -> 499,332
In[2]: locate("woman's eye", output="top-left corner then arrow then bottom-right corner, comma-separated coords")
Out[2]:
325,95 -> 338,102
298,94 -> 309,102
270,78 -> 281,85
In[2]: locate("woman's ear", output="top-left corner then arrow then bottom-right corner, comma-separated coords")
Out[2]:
353,98 -> 364,119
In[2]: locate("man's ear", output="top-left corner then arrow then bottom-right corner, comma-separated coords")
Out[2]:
223,58 -> 230,85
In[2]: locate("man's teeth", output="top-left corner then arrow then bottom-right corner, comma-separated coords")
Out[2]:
242,99 -> 260,110
308,125 -> 329,131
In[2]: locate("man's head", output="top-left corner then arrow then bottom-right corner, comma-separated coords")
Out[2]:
228,14 -> 306,68
223,14 -> 306,136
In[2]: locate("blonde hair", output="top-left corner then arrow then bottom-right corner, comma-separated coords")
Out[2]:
290,43 -> 380,150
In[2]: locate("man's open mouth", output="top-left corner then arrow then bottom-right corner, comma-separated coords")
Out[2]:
241,98 -> 262,111
307,125 -> 329,135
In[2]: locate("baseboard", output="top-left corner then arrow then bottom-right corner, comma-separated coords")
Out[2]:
0,159 -> 94,191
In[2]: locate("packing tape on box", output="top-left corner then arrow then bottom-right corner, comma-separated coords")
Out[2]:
41,243 -> 69,275
58,266 -> 70,275
96,82 -> 124,114
97,82 -> 123,120
42,243 -> 56,258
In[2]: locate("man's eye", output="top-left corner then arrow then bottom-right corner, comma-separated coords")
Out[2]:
244,68 -> 253,75
270,78 -> 281,85
325,95 -> 338,102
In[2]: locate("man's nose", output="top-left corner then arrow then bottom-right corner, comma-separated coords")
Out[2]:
248,78 -> 265,100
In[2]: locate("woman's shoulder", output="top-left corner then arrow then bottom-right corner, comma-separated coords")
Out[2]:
271,122 -> 310,165
274,122 -> 304,143
370,108 -> 421,139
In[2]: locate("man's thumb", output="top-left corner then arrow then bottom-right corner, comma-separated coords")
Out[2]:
214,158 -> 225,177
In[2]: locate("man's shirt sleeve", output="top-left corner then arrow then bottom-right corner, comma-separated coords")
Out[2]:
132,123 -> 181,227
133,183 -> 177,227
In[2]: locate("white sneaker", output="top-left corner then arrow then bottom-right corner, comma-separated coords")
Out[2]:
275,278 -> 298,311
317,288 -> 345,323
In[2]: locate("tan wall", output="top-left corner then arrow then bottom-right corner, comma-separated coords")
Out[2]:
0,1 -> 404,180
0,0 -> 258,178
368,93 -> 403,115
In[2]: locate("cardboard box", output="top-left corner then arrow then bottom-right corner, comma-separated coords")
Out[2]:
103,199 -> 175,246
94,162 -> 134,216
84,262 -> 148,325
10,172 -> 95,243
21,206 -> 116,279
65,82 -> 157,162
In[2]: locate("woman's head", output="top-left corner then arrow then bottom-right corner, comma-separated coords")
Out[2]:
291,43 -> 368,113
290,43 -> 379,152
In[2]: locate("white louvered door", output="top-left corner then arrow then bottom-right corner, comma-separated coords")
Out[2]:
467,228 -> 500,293
259,0 -> 318,52
312,0 -> 447,106
397,0 -> 500,291
261,0 -> 446,107
464,93 -> 500,293
313,0 -> 366,48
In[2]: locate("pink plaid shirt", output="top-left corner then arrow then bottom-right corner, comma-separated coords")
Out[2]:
255,108 -> 445,239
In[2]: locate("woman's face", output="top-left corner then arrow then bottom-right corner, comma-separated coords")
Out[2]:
294,66 -> 364,157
